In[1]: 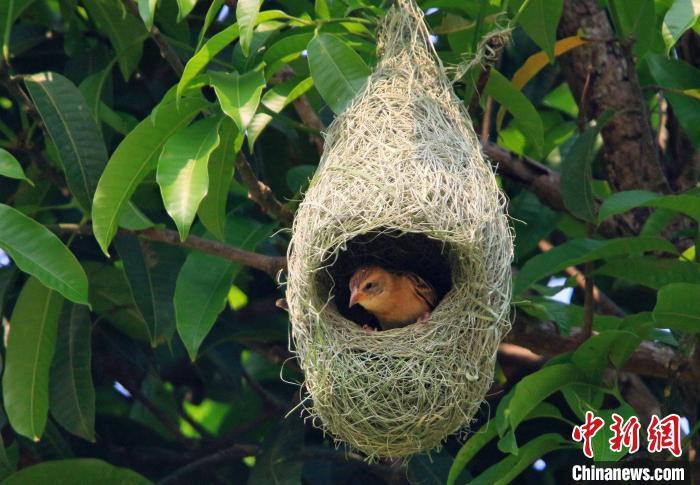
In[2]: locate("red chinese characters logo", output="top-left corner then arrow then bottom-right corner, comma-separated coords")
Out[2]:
647,414 -> 682,457
609,413 -> 641,453
572,413 -> 683,459
572,411 -> 605,458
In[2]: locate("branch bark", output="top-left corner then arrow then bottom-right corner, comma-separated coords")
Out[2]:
235,152 -> 295,226
55,224 -> 287,276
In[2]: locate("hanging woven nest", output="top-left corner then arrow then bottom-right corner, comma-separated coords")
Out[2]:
286,0 -> 513,459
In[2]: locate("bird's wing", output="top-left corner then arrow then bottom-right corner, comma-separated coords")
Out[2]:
405,273 -> 438,309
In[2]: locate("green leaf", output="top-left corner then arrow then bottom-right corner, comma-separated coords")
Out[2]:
178,23 -> 240,99
598,190 -> 700,224
645,55 -> 700,147
0,0 -> 36,61
2,458 -> 151,485
196,0 -> 226,50
119,201 -> 154,231
83,0 -> 146,80
248,416 -> 304,485
49,304 -> 96,442
0,204 -> 89,304
448,402 -> 562,485
596,256 -> 700,289
198,118 -> 243,241
237,0 -> 263,57
176,218 -> 274,361
653,283 -> 700,332
589,403 -> 636,462
510,0 -> 564,61
176,0 -> 197,21
137,0 -> 157,30
248,76 -> 314,149
485,69 -> 544,156
496,364 -> 586,438
92,94 -> 208,255
114,237 -> 182,346
263,32 -> 314,76
307,33 -> 370,114
157,117 -> 221,240
471,434 -> 570,485
608,0 -> 655,55
662,0 -> 700,53
24,72 -> 108,211
514,237 -> 677,295
0,148 -> 32,185
572,330 -> 641,380
3,277 -> 64,440
210,70 -> 266,133
560,130 -> 597,222
286,164 -> 317,193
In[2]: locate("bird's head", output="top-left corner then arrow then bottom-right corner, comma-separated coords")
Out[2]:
348,266 -> 388,311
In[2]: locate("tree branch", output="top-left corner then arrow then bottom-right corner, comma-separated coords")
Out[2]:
235,152 -> 295,226
55,224 -> 287,276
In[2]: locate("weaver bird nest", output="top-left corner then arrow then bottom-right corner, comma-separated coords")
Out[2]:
286,0 -> 513,459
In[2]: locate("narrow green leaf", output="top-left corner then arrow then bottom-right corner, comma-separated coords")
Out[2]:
307,33 -> 370,115
590,403 -> 636,462
114,237 -> 182,346
248,76 -> 314,149
196,0 -> 226,50
0,148 -> 32,185
3,277 -> 64,440
448,402 -> 563,485
210,70 -> 266,133
572,330 -> 641,380
560,130 -> 598,223
608,0 -> 655,55
119,201 -> 154,231
471,434 -> 570,485
236,0 -> 263,57
286,164 -> 317,193
596,256 -> 700,289
0,204 -> 89,304
24,72 -> 108,211
2,458 -> 151,485
179,23 -> 240,99
645,55 -> 700,147
176,218 -> 274,361
662,0 -> 700,53
86,263 -> 150,342
82,0 -> 146,80
176,0 -> 197,21
514,237 -> 677,295
653,283 -> 700,332
263,32 -> 314,76
0,0 -> 36,61
485,69 -> 544,156
598,190 -> 700,224
510,0 -> 564,61
138,0 -> 157,30
198,118 -> 243,240
92,94 -> 208,255
157,117 -> 221,240
49,304 -> 96,442
496,364 -> 586,437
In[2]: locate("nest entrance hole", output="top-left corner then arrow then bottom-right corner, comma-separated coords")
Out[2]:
319,229 -> 453,329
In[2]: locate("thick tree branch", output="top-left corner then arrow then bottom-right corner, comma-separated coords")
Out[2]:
557,0 -> 670,201
235,152 -> 295,226
55,224 -> 287,276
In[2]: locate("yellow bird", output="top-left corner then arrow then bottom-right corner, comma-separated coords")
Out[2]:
348,266 -> 438,330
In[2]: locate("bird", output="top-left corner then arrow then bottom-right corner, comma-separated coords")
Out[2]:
348,266 -> 438,331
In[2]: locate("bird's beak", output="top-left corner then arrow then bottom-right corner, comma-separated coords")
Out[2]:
349,290 -> 360,308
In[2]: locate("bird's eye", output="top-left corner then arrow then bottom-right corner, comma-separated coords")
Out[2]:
364,282 -> 374,290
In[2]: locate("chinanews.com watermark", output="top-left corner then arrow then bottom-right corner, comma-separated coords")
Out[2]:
569,411 -> 690,483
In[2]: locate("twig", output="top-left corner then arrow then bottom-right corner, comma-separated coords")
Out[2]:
120,0 -> 184,76
235,152 -> 295,226
241,366 -> 287,411
480,96 -> 493,142
156,443 -> 261,484
54,224 -> 287,276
